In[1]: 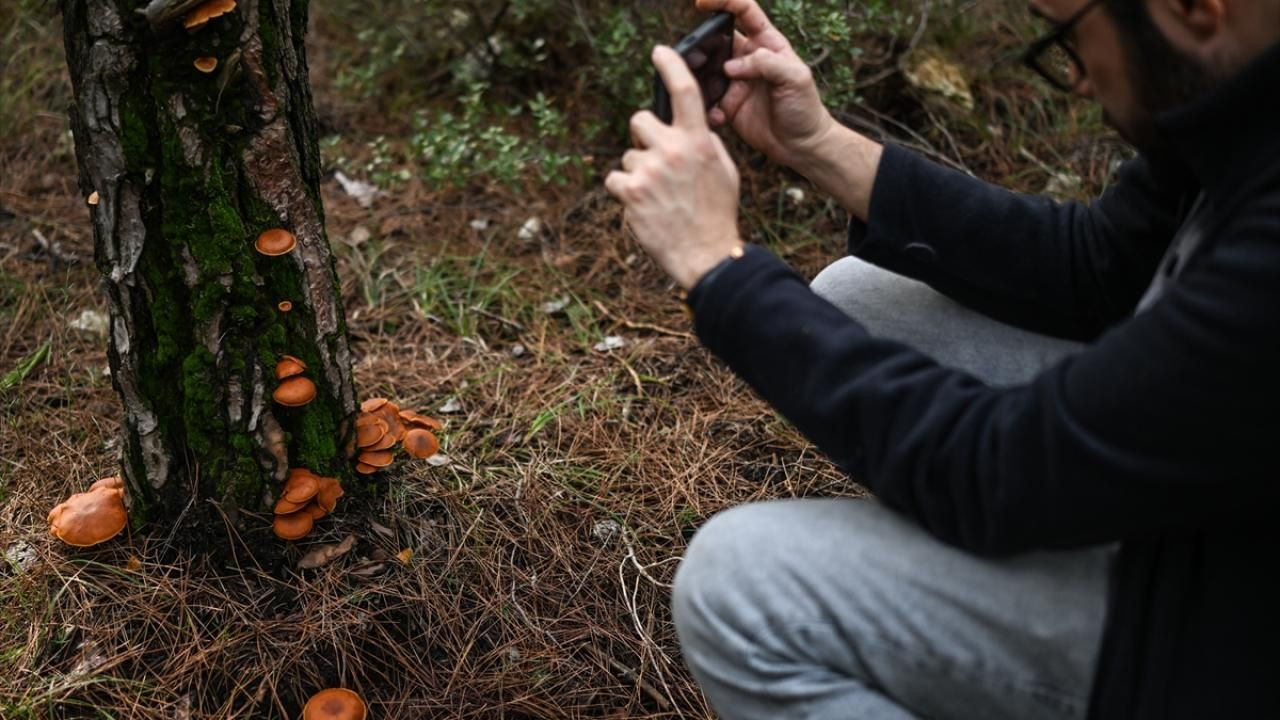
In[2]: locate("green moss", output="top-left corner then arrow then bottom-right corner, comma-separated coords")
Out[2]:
181,347 -> 218,455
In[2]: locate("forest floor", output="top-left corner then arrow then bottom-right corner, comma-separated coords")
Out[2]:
1,1 -> 1123,718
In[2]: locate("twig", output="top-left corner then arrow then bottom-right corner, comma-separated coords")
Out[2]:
585,643 -> 672,710
31,228 -> 82,265
592,300 -> 693,341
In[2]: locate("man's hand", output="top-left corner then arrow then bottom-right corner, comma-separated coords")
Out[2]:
696,0 -> 837,170
605,46 -> 743,292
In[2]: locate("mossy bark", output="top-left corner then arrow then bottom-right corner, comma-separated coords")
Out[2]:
62,0 -> 357,551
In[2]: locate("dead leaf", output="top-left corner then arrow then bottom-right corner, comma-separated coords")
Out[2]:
296,534 -> 357,570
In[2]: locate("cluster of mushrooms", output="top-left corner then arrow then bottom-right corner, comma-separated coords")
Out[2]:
272,468 -> 344,541
354,398 -> 442,474
47,476 -> 128,547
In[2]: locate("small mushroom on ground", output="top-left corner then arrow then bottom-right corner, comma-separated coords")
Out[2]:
315,476 -> 345,513
402,428 -> 439,459
303,688 -> 366,720
183,0 -> 236,31
48,483 -> 128,547
399,410 -> 443,431
275,354 -> 306,380
272,509 -> 313,541
355,415 -> 387,447
278,300 -> 293,313
281,468 -> 321,504
89,475 -> 124,492
355,462 -> 379,475
193,56 -> 218,73
273,375 -> 317,407
360,397 -> 389,413
254,228 -> 297,256
357,449 -> 394,468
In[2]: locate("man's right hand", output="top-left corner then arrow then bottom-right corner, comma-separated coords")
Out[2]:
695,0 -> 884,222
696,0 -> 837,170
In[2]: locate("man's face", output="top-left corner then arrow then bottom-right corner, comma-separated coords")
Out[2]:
1030,0 -> 1216,158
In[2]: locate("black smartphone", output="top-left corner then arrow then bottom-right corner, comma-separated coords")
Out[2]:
653,12 -> 735,124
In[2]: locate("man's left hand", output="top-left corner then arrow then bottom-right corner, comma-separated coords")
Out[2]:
606,46 -> 743,291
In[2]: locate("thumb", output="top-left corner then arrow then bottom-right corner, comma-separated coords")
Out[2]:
725,47 -> 808,87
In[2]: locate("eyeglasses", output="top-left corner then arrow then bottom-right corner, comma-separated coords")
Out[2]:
1022,0 -> 1105,92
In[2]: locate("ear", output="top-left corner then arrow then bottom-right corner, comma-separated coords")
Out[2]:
1152,0 -> 1227,41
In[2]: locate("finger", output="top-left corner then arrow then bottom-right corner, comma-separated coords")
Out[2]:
630,111 -> 667,149
708,105 -> 728,127
695,0 -> 773,39
716,78 -> 752,120
652,45 -> 707,131
604,170 -> 632,201
725,47 -> 806,86
621,149 -> 644,172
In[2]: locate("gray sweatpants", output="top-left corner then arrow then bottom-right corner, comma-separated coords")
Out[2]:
672,257 -> 1109,719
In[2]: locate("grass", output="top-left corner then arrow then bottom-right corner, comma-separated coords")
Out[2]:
0,0 -> 1124,717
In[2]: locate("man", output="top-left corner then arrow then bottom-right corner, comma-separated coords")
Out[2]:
603,0 -> 1280,718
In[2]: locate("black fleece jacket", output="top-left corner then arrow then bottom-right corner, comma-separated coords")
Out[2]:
686,43 -> 1280,719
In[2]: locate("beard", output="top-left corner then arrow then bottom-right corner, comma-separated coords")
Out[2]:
1108,13 -> 1219,170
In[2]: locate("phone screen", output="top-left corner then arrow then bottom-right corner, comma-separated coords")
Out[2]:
654,12 -> 735,124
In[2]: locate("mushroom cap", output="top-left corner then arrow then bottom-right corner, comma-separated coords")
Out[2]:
272,509 -> 314,540
360,397 -> 389,413
372,403 -> 406,443
367,428 -> 399,452
278,300 -> 293,313
354,462 -> 379,475
282,469 -> 321,504
87,191 -> 100,206
402,428 -> 440,459
275,355 -> 307,380
304,500 -> 328,520
315,476 -> 345,513
355,415 -> 388,448
89,475 -> 124,492
183,0 -> 237,30
399,410 -> 443,431
273,376 -> 317,407
274,496 -> 308,515
48,487 -> 127,547
302,688 -> 366,720
254,228 -> 297,256
193,56 -> 218,73
357,450 -> 395,468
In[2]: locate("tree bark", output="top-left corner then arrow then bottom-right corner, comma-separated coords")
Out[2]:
62,0 -> 356,549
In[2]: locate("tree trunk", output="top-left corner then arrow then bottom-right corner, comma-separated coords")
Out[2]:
62,0 -> 357,550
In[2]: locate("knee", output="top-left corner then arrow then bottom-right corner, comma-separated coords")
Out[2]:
671,503 -> 776,641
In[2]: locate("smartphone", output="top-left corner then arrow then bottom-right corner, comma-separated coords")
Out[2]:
653,12 -> 735,124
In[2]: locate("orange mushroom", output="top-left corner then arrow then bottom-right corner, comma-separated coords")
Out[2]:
360,397 -> 389,413
372,402 -> 406,442
315,476 -> 344,513
87,191 -> 100,206
182,0 -> 236,30
281,469 -> 321,504
304,500 -> 328,520
274,496 -> 308,515
254,228 -> 297,256
193,56 -> 218,73
399,410 -> 443,431
89,475 -> 124,492
274,376 -> 317,407
355,415 -> 387,447
273,509 -> 314,540
48,486 -> 128,547
355,462 -> 379,475
303,688 -> 366,720
402,428 -> 440,459
275,354 -> 307,380
278,300 -> 293,313
357,450 -> 394,468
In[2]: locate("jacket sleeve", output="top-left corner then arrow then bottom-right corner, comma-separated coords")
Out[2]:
688,225 -> 1280,556
849,145 -> 1193,340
